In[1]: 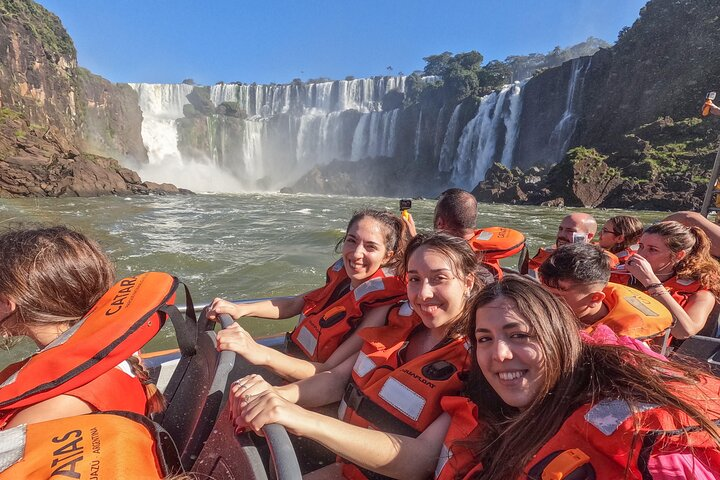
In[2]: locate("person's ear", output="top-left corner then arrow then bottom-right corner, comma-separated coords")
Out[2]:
435,217 -> 447,231
0,295 -> 17,319
464,274 -> 476,296
615,234 -> 625,245
675,249 -> 687,262
587,232 -> 595,241
588,290 -> 605,306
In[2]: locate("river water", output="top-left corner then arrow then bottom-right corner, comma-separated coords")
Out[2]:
0,193 -> 664,364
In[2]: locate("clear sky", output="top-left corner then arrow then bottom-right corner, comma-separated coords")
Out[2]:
35,0 -> 648,85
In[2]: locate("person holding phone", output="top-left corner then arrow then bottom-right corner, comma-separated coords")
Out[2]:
523,213 -> 619,279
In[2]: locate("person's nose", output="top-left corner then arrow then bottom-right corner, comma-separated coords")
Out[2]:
492,339 -> 513,362
418,278 -> 434,300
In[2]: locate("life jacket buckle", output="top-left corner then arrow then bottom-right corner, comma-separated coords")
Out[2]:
343,382 -> 365,412
540,448 -> 593,480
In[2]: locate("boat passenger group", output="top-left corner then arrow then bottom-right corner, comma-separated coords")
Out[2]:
1,189 -> 720,479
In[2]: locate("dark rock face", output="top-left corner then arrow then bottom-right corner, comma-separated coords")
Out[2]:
0,0 -> 176,196
0,109 -> 188,197
75,68 -> 148,165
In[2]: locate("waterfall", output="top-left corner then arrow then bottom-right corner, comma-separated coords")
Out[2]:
131,76 -> 407,191
548,57 -> 592,164
413,110 -> 423,163
438,104 -> 462,172
499,81 -> 525,168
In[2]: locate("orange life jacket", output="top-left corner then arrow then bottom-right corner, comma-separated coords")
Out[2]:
339,302 -> 471,480
0,412 -> 177,479
434,396 -> 479,480
584,282 -> 673,340
526,247 -> 554,280
530,246 -> 619,280
0,272 -> 178,428
614,244 -> 639,264
468,227 -> 526,279
524,376 -> 720,479
439,376 -> 720,480
663,276 -> 704,307
289,259 -> 407,362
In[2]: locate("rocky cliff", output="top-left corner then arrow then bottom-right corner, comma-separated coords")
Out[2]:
0,0 -> 171,197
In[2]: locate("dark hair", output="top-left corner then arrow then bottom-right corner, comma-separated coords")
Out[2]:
0,226 -> 115,332
433,188 -> 478,234
398,232 -> 486,338
336,209 -> 409,271
644,221 -> 720,297
538,243 -> 610,288
463,274 -> 720,480
605,215 -> 643,253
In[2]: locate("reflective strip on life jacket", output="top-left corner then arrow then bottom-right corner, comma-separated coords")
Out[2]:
0,272 -> 178,420
290,259 -> 407,362
378,377 -> 426,422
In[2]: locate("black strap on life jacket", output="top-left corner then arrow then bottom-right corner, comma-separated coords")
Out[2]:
342,381 -> 421,439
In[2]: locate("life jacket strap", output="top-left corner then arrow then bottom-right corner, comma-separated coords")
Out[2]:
342,382 -> 421,438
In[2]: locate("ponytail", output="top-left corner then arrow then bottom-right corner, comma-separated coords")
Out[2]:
126,355 -> 166,415
675,226 -> 720,297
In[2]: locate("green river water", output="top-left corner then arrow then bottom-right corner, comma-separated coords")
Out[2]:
0,193 -> 666,365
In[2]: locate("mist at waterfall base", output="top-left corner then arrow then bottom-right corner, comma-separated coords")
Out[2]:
0,193 -> 663,364
128,68 -> 588,194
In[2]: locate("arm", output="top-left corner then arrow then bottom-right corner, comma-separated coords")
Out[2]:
625,254 -> 715,339
207,295 -> 306,321
6,395 -> 93,428
229,353 -> 357,415
236,389 -> 450,480
218,304 -> 390,382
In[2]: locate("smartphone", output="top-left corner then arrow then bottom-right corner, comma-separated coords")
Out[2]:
399,199 -> 412,220
571,232 -> 588,244
708,92 -> 717,101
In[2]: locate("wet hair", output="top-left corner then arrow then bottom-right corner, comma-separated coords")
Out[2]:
538,243 -> 610,288
0,226 -> 164,414
644,221 -> 720,297
604,215 -> 643,253
398,232 -> 487,338
433,188 -> 478,234
336,209 -> 409,271
463,274 -> 720,480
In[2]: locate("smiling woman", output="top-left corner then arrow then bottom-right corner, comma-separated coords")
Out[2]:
435,274 -> 720,480
206,209 -> 409,382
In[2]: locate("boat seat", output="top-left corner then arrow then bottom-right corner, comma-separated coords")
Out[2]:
154,310 -> 237,471
671,335 -> 720,376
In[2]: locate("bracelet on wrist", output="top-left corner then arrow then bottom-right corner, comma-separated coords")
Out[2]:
650,288 -> 669,297
645,282 -> 663,290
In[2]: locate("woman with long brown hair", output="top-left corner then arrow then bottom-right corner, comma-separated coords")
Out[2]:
0,226 -> 163,429
625,220 -> 720,338
598,215 -> 643,259
207,209 -> 410,381
229,233 -> 484,479
436,274 -> 720,480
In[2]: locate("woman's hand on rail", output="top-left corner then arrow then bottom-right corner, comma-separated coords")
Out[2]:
206,297 -> 249,320
233,387 -> 308,436
217,323 -> 269,366
230,373 -> 277,418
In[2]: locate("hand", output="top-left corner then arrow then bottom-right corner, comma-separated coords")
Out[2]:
217,323 -> 268,366
232,387 -> 309,436
402,212 -> 417,238
206,297 -> 246,321
624,254 -> 659,287
229,374 -> 276,419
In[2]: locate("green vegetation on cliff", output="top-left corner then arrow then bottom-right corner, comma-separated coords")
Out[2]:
0,0 -> 75,58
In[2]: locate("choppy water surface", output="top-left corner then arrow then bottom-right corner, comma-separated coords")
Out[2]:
0,193 -> 664,364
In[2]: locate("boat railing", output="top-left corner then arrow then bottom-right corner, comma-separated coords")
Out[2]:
177,297 -> 296,315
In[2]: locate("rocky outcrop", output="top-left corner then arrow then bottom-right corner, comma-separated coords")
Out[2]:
0,108 -> 189,197
0,0 -> 180,196
75,68 -> 148,165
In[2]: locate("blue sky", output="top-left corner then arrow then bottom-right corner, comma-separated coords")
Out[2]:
36,0 -> 647,85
